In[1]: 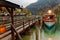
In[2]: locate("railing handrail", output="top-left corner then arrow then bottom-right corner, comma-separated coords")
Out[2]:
0,18 -> 37,40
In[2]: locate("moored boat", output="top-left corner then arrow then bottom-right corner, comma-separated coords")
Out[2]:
43,10 -> 56,32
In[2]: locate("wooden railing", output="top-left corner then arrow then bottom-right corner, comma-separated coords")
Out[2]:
0,17 -> 38,40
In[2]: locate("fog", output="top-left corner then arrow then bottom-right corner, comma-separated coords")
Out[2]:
7,0 -> 38,8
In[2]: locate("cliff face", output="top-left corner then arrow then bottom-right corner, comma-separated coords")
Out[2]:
26,0 -> 60,15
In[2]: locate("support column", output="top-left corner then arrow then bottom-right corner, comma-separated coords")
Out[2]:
35,21 -> 39,40
25,19 -> 31,35
6,7 -> 23,40
10,9 -> 15,40
6,7 -> 15,40
22,9 -> 24,30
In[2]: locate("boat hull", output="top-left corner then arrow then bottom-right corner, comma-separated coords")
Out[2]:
44,22 -> 55,29
43,21 -> 56,34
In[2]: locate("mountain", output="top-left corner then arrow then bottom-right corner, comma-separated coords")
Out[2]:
26,0 -> 60,15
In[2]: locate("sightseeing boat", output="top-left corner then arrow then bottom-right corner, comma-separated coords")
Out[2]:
43,10 -> 56,31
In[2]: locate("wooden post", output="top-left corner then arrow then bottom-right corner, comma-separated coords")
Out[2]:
6,8 -> 15,40
28,19 -> 31,35
23,18 -> 24,30
6,7 -> 23,40
38,17 -> 40,24
10,9 -> 15,40
29,19 -> 30,25
10,9 -> 23,40
35,21 -> 38,40
40,18 -> 43,29
32,19 -> 33,23
25,19 -> 31,35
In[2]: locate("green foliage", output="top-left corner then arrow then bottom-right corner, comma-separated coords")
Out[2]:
54,6 -> 60,17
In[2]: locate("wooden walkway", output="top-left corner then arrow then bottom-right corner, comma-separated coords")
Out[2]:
0,18 -> 38,40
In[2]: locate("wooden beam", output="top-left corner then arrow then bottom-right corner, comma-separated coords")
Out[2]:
0,0 -> 20,9
6,7 -> 23,40
6,7 -> 15,40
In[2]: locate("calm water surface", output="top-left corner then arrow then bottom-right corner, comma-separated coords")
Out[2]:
22,25 -> 60,40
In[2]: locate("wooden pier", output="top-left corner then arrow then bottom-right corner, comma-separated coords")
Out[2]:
0,18 -> 39,40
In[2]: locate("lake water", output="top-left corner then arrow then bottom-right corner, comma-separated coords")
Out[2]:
22,22 -> 60,40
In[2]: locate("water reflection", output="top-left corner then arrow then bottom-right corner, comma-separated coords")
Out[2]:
48,37 -> 52,40
22,25 -> 60,40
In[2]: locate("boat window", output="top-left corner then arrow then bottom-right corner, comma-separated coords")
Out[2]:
50,15 -> 53,19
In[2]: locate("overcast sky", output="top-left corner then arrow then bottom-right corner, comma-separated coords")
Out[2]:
7,0 -> 38,8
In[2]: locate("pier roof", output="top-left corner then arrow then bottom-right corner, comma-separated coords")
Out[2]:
0,0 -> 21,9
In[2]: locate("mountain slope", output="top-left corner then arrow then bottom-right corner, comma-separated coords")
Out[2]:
26,0 -> 60,15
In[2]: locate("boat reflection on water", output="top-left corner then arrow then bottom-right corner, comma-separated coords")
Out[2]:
48,37 -> 52,40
